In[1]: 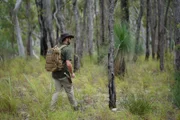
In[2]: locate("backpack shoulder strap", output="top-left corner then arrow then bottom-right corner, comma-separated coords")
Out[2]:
59,45 -> 67,50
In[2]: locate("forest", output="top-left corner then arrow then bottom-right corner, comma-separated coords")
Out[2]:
0,0 -> 180,119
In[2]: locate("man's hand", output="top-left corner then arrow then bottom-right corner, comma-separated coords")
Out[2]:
71,73 -> 75,78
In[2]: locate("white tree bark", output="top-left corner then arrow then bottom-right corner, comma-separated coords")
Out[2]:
13,0 -> 25,56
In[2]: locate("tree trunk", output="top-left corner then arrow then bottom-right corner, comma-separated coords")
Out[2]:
145,0 -> 150,60
54,0 -> 65,34
80,0 -> 87,60
164,0 -> 171,53
174,0 -> 180,72
87,0 -> 94,57
35,0 -> 54,56
169,9 -> 173,52
13,0 -> 25,56
43,0 -> 54,47
35,0 -> 48,56
150,0 -> 157,59
159,0 -> 165,71
133,0 -> 144,62
173,0 -> 180,108
73,0 -> 81,72
99,0 -> 105,45
26,0 -> 33,56
121,0 -> 129,23
157,0 -> 161,60
95,0 -> 100,63
108,0 -> 117,110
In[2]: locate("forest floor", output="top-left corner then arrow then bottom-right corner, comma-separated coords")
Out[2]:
0,56 -> 180,120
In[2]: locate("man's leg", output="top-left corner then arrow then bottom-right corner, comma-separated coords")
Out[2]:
50,79 -> 62,110
62,78 -> 77,109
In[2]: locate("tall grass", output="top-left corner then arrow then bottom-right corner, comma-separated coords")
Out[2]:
0,56 -> 179,120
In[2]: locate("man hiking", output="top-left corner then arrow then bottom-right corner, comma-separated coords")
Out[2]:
50,33 -> 78,111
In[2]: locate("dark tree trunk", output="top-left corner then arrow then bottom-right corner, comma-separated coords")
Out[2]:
169,9 -> 173,52
133,0 -> 144,62
159,0 -> 165,71
121,0 -> 129,22
35,0 -> 48,56
157,0 -> 161,60
173,0 -> 180,108
108,0 -> 117,110
164,0 -> 171,53
95,0 -> 100,63
174,0 -> 180,72
99,0 -> 105,45
145,0 -> 150,60
150,0 -> 157,59
35,0 -> 54,56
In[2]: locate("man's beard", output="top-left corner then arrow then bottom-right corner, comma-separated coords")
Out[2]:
67,40 -> 70,45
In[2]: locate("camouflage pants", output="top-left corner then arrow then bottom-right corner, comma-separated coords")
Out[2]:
50,77 -> 77,109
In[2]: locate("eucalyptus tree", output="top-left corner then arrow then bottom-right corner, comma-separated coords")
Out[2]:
108,0 -> 117,110
164,0 -> 171,53
26,0 -> 34,56
157,0 -> 165,61
133,0 -> 144,62
35,0 -> 54,56
73,0 -> 81,72
150,0 -> 157,59
54,0 -> 65,34
145,0 -> 150,60
174,0 -> 180,77
13,0 -> 25,56
43,0 -> 54,48
99,0 -> 105,45
158,0 -> 170,71
87,0 -> 94,56
173,0 -> 180,108
121,0 -> 129,22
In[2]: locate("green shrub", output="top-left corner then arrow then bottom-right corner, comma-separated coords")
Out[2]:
172,82 -> 180,108
123,93 -> 152,116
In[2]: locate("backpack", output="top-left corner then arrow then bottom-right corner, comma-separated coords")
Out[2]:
45,45 -> 67,72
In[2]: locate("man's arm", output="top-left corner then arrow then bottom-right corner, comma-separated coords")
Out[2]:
66,60 -> 75,78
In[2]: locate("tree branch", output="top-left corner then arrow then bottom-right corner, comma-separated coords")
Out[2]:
13,0 -> 22,14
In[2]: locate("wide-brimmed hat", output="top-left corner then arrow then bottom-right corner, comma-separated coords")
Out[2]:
60,33 -> 74,42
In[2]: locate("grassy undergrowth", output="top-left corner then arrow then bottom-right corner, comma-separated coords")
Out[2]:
0,56 -> 180,120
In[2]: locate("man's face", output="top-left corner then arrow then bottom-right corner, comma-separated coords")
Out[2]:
67,37 -> 71,45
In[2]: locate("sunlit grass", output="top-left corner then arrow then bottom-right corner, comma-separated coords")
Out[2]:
0,55 -> 179,119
